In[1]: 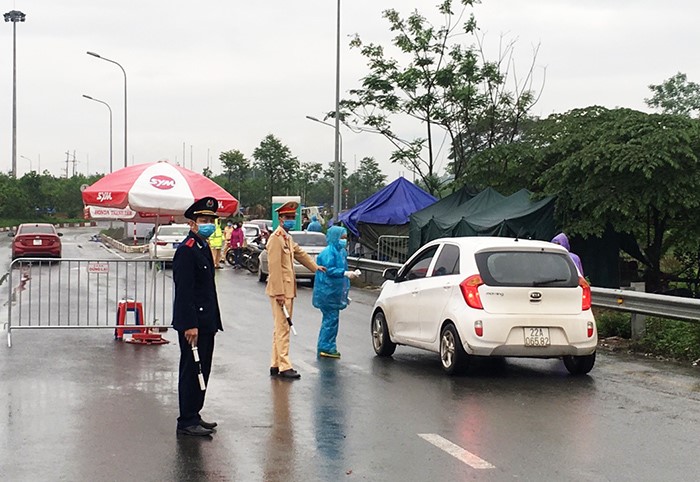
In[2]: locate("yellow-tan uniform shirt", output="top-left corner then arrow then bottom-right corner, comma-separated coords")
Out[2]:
265,226 -> 318,299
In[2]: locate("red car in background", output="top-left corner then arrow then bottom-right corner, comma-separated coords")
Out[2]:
10,223 -> 63,260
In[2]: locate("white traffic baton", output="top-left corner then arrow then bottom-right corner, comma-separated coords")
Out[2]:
282,304 -> 297,336
191,344 -> 207,391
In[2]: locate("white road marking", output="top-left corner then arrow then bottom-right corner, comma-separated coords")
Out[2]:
100,245 -> 126,259
295,359 -> 319,375
345,363 -> 369,374
418,433 -> 495,469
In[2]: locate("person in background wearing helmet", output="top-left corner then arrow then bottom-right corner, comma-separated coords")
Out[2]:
551,232 -> 584,275
266,201 -> 325,379
172,197 -> 223,436
209,218 -> 224,269
312,226 -> 359,358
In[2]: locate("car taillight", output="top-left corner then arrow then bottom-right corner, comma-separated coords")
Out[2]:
460,274 -> 484,309
587,321 -> 595,338
579,276 -> 591,310
156,241 -> 167,246
474,320 -> 483,337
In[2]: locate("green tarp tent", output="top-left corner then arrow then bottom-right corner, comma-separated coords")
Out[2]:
409,187 -> 557,254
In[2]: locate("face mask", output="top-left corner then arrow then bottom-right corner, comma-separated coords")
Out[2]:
197,223 -> 216,238
283,220 -> 296,231
339,239 -> 348,249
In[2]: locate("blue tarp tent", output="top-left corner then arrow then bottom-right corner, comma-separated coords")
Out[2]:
337,177 -> 437,261
338,177 -> 437,236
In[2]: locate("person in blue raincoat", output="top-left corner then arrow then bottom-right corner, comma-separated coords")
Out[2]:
312,226 -> 359,358
307,215 -> 323,233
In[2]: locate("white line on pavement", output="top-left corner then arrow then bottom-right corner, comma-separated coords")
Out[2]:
295,359 -> 320,375
100,244 -> 126,259
418,433 -> 495,470
345,363 -> 369,374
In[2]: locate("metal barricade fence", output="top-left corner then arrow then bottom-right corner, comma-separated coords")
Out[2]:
3,258 -> 173,347
377,235 -> 409,264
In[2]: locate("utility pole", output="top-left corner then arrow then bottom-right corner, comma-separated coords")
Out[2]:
64,150 -> 78,177
70,150 -> 78,177
64,151 -> 70,178
190,145 -> 193,170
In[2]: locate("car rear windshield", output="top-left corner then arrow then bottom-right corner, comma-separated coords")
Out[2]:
475,250 -> 578,287
243,226 -> 260,237
293,233 -> 327,247
18,225 -> 55,235
158,226 -> 189,237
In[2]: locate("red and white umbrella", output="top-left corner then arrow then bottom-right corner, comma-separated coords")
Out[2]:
82,160 -> 238,217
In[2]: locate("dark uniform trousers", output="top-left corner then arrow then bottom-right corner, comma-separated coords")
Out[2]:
177,331 -> 215,429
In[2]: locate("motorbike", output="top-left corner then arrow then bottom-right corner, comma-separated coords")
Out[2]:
226,236 -> 264,273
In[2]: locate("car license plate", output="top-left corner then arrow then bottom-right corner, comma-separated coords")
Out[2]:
172,243 -> 180,248
33,239 -> 42,246
524,327 -> 550,347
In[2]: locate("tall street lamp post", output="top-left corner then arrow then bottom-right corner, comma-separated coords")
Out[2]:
87,51 -> 127,168
82,95 -> 113,173
306,115 -> 343,212
333,0 -> 342,220
4,10 -> 26,178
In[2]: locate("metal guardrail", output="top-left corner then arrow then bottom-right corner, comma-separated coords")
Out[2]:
590,287 -> 700,323
348,257 -> 700,324
3,258 -> 173,347
347,256 -> 402,274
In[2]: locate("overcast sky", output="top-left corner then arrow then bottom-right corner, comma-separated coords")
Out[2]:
0,0 -> 696,182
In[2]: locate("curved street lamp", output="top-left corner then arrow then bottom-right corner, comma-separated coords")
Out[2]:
4,10 -> 26,178
82,94 -> 113,173
87,51 -> 127,168
19,154 -> 32,173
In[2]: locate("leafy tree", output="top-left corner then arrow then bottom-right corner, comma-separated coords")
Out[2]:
0,174 -> 31,218
346,157 -> 387,207
644,73 -> 700,292
645,72 -> 700,117
468,106 -> 700,292
295,162 -> 323,206
252,134 -> 299,199
219,149 -> 250,197
317,160 -> 350,212
335,0 -> 540,194
202,167 -> 213,178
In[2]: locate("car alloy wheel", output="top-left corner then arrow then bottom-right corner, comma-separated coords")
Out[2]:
371,310 -> 396,357
439,323 -> 468,375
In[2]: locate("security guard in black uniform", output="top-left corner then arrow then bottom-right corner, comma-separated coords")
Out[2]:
173,196 -> 224,436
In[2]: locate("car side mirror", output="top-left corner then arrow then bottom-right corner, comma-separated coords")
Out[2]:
383,267 -> 398,281
8,232 -> 15,237
57,232 -> 63,237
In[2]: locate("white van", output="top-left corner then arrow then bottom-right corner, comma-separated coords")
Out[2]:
302,206 -> 325,224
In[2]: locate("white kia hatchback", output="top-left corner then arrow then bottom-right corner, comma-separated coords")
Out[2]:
371,237 -> 597,376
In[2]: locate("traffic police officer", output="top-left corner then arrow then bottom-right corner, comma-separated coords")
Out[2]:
266,201 -> 324,379
172,196 -> 223,436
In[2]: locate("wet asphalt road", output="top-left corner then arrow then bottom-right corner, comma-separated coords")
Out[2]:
1,227 -> 700,481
